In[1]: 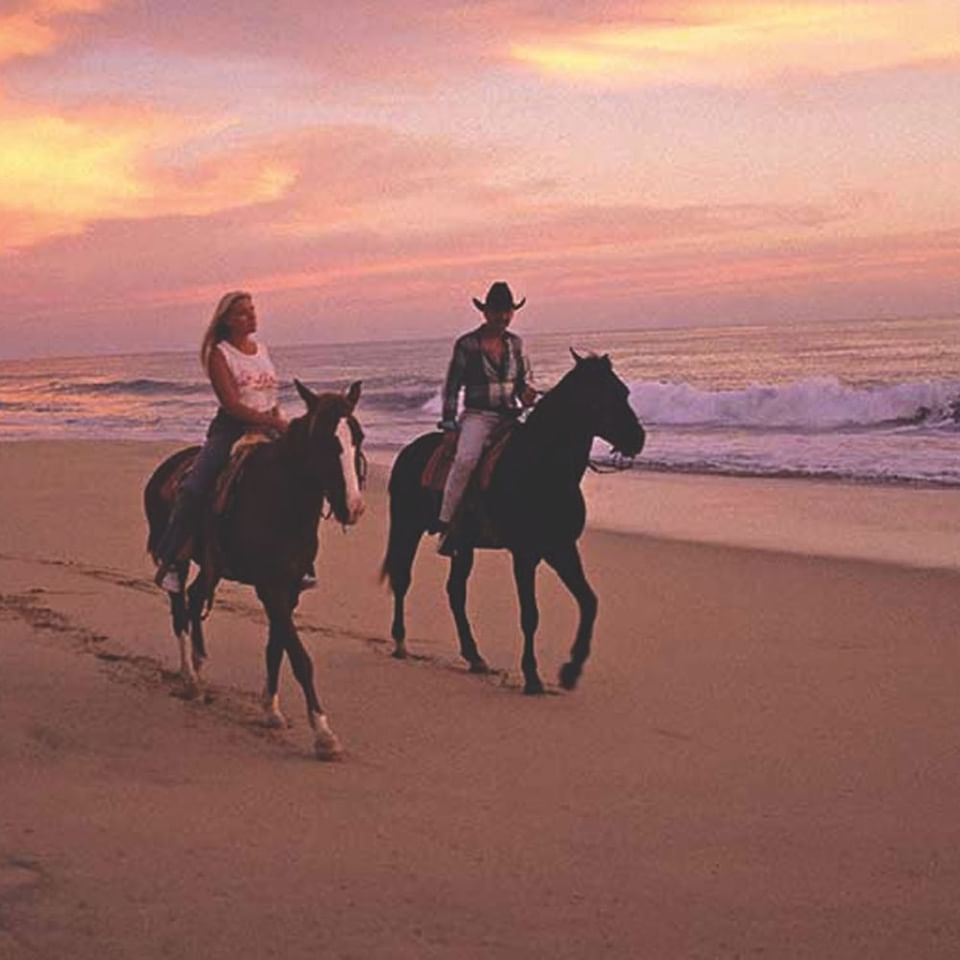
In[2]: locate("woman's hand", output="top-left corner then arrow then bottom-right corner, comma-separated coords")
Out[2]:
265,410 -> 289,433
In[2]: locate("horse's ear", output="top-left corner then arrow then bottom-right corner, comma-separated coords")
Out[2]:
294,378 -> 319,411
345,380 -> 362,410
570,347 -> 583,364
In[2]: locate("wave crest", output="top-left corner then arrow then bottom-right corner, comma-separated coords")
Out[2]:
627,376 -> 960,430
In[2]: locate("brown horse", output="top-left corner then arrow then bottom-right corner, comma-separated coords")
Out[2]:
381,352 -> 645,694
144,380 -> 365,759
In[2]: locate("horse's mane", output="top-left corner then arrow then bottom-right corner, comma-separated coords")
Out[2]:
524,353 -> 611,430
284,393 -> 349,444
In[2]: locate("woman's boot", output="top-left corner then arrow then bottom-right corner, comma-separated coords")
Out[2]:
153,489 -> 199,591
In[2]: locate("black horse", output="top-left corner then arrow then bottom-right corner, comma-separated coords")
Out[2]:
144,380 -> 365,759
381,352 -> 645,694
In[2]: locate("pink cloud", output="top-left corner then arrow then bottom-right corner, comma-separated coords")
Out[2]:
0,0 -> 111,64
4,217 -> 956,358
0,1 -> 956,358
510,2 -> 960,88
52,1 -> 957,90
1,118 -> 950,355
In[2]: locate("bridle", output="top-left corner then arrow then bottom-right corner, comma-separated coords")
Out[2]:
316,411 -> 366,523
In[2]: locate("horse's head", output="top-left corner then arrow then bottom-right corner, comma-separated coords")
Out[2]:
290,379 -> 366,526
564,350 -> 645,457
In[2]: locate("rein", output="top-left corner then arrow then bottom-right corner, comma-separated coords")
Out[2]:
587,452 -> 636,474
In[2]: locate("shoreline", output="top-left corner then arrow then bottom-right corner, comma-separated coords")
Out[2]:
8,438 -> 958,573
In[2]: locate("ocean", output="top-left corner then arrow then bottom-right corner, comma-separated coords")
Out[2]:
2,315 -> 959,487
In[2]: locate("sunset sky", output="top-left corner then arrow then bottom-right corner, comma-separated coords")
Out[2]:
1,0 -> 958,358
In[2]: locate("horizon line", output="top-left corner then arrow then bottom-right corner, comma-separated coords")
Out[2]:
1,310 -> 957,366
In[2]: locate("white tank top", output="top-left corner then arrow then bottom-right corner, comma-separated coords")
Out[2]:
216,340 -> 279,413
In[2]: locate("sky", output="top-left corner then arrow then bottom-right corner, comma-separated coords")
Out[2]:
0,0 -> 958,358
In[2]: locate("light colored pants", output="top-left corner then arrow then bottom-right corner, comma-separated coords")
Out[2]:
439,409 -> 505,525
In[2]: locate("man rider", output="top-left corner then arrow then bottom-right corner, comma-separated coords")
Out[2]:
436,281 -> 537,555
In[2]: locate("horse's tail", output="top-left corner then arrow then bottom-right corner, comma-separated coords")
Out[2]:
379,531 -> 411,589
144,463 -> 172,561
143,446 -> 202,561
379,507 -> 406,590
379,466 -> 396,587
379,433 -> 439,592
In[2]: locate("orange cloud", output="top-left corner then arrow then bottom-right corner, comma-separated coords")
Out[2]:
0,0 -> 110,64
512,1 -> 960,86
0,101 -> 297,249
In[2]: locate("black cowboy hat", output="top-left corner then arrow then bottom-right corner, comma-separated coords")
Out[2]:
472,281 -> 526,312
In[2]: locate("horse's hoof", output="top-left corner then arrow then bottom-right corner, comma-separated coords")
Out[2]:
468,658 -> 490,675
313,714 -> 344,761
559,662 -> 581,690
263,711 -> 288,729
314,732 -> 344,761
523,678 -> 546,695
391,645 -> 407,660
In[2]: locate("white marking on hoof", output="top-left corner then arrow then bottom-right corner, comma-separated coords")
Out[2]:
311,712 -> 343,761
178,631 -> 200,694
262,691 -> 287,728
159,569 -> 182,593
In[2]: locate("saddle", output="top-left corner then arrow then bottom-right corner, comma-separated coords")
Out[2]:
421,419 -> 516,549
212,432 -> 272,515
421,419 -> 515,493
159,433 -> 272,598
158,432 -> 270,515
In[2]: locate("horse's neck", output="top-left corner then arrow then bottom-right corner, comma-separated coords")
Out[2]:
519,395 -> 593,482
274,430 -> 328,507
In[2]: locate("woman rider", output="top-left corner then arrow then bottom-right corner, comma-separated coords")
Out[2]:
153,290 -> 288,592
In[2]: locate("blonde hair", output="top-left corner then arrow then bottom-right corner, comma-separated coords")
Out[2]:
200,290 -> 251,371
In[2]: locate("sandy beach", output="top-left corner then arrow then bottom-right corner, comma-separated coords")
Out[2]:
2,439 -> 960,959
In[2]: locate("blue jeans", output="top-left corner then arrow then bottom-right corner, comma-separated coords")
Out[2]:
180,409 -> 246,501
155,409 -> 246,568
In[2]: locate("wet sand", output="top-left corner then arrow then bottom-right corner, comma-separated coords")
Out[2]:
2,440 -> 960,959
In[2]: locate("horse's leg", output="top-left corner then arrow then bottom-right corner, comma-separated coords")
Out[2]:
384,519 -> 425,660
169,560 -> 189,636
256,583 -> 342,760
511,551 -> 544,694
169,585 -> 199,696
446,547 -> 488,673
169,567 -> 204,697
544,542 -> 597,690
186,572 -> 208,677
261,614 -> 288,729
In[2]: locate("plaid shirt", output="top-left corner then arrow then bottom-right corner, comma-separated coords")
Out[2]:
441,327 -> 533,425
